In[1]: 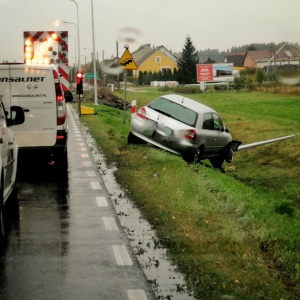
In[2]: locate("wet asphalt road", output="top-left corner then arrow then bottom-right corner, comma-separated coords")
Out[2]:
0,105 -> 155,300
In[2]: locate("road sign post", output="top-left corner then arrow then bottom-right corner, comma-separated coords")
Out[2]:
119,47 -> 137,124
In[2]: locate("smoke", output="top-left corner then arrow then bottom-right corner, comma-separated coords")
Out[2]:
117,27 -> 142,47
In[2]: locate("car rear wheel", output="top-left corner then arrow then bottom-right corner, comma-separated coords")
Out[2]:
185,147 -> 202,164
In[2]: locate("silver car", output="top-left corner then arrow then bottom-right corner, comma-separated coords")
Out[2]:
128,94 -> 233,168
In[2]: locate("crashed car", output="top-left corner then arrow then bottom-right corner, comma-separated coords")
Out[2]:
128,94 -> 295,168
128,94 -> 234,168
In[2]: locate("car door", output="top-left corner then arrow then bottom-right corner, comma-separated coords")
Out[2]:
212,113 -> 229,149
202,112 -> 228,153
0,101 -> 16,197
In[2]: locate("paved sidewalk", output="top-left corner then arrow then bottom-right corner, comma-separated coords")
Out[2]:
66,104 -> 155,300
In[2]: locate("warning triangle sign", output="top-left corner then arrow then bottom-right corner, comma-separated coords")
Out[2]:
119,49 -> 138,70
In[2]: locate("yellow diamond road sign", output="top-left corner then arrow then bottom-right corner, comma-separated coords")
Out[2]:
119,49 -> 137,70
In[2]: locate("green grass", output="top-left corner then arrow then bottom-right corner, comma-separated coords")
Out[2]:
77,88 -> 300,299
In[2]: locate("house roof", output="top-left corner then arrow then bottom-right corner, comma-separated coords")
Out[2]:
224,52 -> 246,67
154,45 -> 178,61
132,44 -> 153,64
132,44 -> 177,66
246,49 -> 300,62
134,50 -> 155,65
246,50 -> 273,62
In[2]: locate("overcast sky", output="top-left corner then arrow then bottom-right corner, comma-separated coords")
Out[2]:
1,0 -> 299,65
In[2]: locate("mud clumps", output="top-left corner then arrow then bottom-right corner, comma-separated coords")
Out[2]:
97,87 -> 131,110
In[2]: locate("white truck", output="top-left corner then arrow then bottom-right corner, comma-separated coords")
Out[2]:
0,63 -> 73,166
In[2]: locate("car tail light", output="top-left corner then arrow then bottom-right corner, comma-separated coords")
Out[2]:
137,107 -> 147,119
53,70 -> 66,125
184,129 -> 197,141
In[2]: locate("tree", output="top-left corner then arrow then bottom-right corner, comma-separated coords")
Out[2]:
177,36 -> 199,84
247,44 -> 257,51
203,57 -> 216,64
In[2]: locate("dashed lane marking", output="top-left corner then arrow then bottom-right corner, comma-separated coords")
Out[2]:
81,161 -> 92,167
112,245 -> 133,266
86,170 -> 96,177
91,182 -> 101,190
103,217 -> 118,231
96,196 -> 108,207
127,289 -> 148,300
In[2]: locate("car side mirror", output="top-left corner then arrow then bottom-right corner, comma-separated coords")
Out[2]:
221,126 -> 230,133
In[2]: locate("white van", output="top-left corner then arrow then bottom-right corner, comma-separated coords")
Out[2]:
0,63 -> 73,166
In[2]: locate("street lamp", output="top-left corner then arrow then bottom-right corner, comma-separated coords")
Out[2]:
62,20 -> 80,72
90,0 -> 98,105
68,0 -> 81,72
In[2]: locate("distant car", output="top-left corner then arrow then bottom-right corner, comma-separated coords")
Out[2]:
128,94 -> 233,168
0,100 -> 25,240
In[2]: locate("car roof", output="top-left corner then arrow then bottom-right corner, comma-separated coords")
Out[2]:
161,94 -> 217,114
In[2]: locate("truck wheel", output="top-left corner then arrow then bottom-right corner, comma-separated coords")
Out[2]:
55,150 -> 68,169
61,150 -> 68,168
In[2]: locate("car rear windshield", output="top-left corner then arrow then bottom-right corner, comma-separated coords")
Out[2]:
148,97 -> 197,127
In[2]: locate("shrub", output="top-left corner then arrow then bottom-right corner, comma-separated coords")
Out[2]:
175,85 -> 202,94
275,200 -> 295,216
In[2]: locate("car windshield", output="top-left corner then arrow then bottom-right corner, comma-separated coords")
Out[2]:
148,97 -> 197,127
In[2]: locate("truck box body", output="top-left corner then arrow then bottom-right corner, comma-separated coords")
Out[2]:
0,63 -> 70,164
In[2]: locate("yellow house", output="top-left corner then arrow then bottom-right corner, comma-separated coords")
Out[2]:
132,44 -> 178,78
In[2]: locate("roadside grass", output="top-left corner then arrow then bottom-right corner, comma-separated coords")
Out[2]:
77,89 -> 300,299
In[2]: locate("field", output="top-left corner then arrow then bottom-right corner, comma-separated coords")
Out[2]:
77,88 -> 300,300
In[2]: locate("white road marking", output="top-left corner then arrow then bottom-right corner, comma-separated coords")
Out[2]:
127,289 -> 148,300
91,182 -> 101,190
86,170 -> 96,177
96,196 -> 108,207
112,245 -> 133,266
80,154 -> 89,158
80,147 -> 87,151
103,217 -> 118,231
81,161 -> 92,167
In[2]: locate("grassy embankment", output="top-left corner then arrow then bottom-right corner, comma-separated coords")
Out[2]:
76,88 -> 300,300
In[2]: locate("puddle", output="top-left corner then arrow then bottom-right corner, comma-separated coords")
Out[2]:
82,126 -> 196,300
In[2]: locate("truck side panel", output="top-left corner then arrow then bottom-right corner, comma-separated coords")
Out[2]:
0,65 -> 57,147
